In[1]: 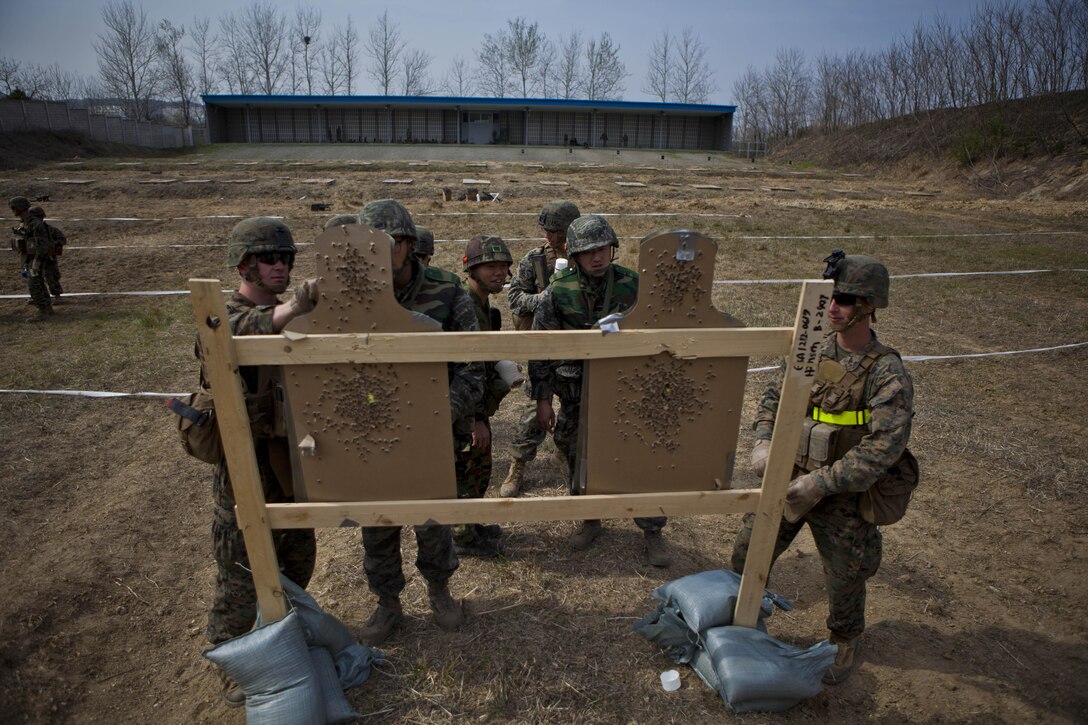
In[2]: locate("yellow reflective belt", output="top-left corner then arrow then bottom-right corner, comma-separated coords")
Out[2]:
812,407 -> 870,426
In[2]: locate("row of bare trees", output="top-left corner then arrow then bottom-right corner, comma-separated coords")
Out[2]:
734,0 -> 1088,143
2,1 -> 718,124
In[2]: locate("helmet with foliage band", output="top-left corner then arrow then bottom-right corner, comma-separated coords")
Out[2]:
227,217 -> 296,267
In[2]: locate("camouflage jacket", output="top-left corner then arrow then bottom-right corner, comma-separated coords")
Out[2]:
467,284 -> 512,419
528,263 -> 639,400
507,243 -> 559,320
754,332 -> 914,496
395,258 -> 485,426
15,216 -> 52,261
43,221 -> 66,250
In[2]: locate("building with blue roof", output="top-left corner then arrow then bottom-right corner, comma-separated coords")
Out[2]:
202,95 -> 735,150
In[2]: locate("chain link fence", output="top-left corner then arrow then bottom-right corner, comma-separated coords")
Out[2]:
0,100 -> 203,148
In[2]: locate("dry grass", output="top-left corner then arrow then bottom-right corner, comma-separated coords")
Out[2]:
1,140 -> 1086,723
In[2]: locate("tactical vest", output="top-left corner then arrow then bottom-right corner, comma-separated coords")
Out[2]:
513,245 -> 556,330
795,340 -> 896,472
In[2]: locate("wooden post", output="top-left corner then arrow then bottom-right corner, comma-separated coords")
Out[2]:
733,280 -> 833,628
189,279 -> 288,622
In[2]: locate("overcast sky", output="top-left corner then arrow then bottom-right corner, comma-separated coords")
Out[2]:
1,0 -> 985,105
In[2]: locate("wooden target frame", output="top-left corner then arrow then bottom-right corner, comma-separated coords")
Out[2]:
188,254 -> 832,628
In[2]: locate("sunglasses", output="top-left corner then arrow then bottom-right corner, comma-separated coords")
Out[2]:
254,251 -> 295,266
832,292 -> 858,306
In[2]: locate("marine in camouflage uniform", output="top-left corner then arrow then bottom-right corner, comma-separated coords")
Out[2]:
501,200 -> 581,497
29,206 -> 64,299
356,200 -> 483,644
528,215 -> 670,564
453,234 -> 515,557
200,217 -> 321,706
731,251 -> 914,685
9,196 -> 53,317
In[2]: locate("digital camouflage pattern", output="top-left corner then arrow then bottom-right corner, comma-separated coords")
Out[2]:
30,207 -> 64,297
361,524 -> 457,599
462,234 -> 512,272
824,251 -> 890,308
507,243 -> 559,327
226,217 -> 296,267
527,263 -> 664,531
564,214 -> 619,255
323,213 -> 359,229
358,199 -> 417,241
202,293 -> 316,644
537,200 -> 580,232
735,329 -> 913,640
414,225 -> 435,257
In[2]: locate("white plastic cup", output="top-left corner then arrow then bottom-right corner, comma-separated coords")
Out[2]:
660,669 -> 681,692
495,360 -> 525,388
554,258 -> 569,272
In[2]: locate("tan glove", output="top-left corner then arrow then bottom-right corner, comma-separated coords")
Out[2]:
784,472 -> 822,523
750,439 -> 770,478
290,278 -> 319,315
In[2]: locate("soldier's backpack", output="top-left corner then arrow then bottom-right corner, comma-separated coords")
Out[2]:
859,448 -> 920,525
168,391 -> 222,464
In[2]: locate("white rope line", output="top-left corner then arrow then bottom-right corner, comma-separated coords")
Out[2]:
738,231 -> 1081,241
3,342 -> 1084,399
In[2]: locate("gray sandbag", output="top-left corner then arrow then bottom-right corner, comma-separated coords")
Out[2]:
309,647 -> 359,724
650,569 -> 790,633
334,643 -> 380,690
632,606 -> 702,664
204,610 -> 323,725
703,626 -> 837,713
689,644 -> 721,692
277,576 -> 355,654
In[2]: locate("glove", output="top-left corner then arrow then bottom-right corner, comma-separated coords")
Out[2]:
750,439 -> 770,478
784,472 -> 822,522
290,278 -> 319,315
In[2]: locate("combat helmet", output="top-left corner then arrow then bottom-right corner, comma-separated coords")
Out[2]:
227,216 -> 297,267
565,215 -> 619,256
9,196 -> 30,213
415,226 -> 435,257
822,249 -> 889,308
323,213 -> 359,229
537,200 -> 580,233
29,206 -> 46,219
358,199 -> 417,241
463,234 -> 513,272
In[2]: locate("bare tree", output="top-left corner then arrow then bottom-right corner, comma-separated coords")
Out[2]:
765,47 -> 809,138
553,31 -> 583,99
535,40 -> 555,98
190,16 -> 217,96
241,1 -> 288,94
339,16 -> 359,94
442,56 -> 475,96
94,0 -> 163,120
217,13 -> 253,94
364,10 -> 401,95
507,17 -> 546,97
401,49 -> 433,96
156,20 -> 196,126
732,64 -> 767,141
318,32 -> 344,94
475,27 -> 511,97
292,4 -> 321,94
583,32 -> 627,101
0,57 -> 22,96
672,27 -> 716,103
644,30 -> 672,102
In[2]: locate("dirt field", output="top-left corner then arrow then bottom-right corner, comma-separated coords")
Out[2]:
1,140 -> 1086,724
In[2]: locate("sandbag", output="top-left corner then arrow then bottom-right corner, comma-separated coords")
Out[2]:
650,569 -> 790,634
703,626 -> 837,713
204,610 -> 323,725
631,606 -> 702,664
309,647 -> 359,724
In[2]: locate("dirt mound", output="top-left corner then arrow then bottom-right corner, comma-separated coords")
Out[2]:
0,129 -> 182,170
773,90 -> 1088,200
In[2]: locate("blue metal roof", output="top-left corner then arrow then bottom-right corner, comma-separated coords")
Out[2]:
202,94 -> 734,115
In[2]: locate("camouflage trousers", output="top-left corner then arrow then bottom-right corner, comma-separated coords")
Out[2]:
43,256 -> 62,297
206,453 -> 316,645
730,491 -> 882,639
361,524 -> 459,599
455,423 -> 491,499
555,381 -> 666,533
508,395 -> 554,463
24,255 -> 51,309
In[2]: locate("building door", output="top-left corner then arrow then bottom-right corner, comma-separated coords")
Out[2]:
461,111 -> 497,144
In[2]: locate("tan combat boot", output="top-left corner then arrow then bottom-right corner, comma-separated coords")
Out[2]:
569,519 -> 603,551
823,634 -> 862,685
427,582 -> 464,631
359,596 -> 403,646
643,530 -> 672,568
499,459 -> 525,497
215,668 -> 245,708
